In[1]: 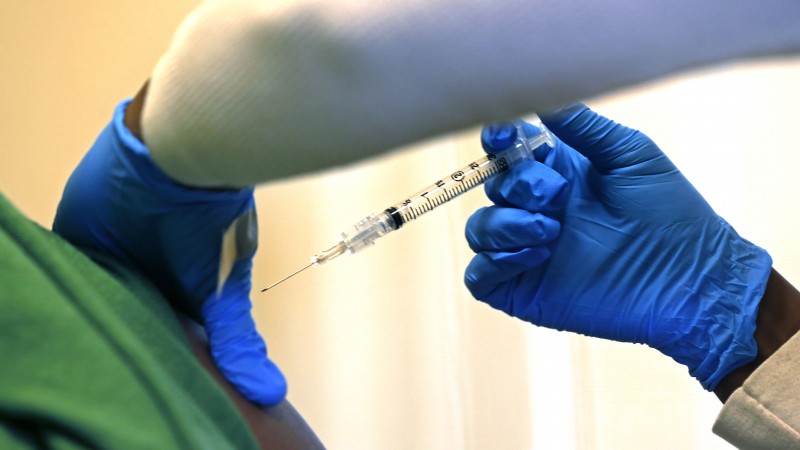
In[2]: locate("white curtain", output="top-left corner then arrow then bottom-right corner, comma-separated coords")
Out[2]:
252,58 -> 800,450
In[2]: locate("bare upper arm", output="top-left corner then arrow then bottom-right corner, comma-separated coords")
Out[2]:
178,315 -> 325,450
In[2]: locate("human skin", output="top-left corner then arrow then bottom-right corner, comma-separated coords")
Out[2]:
179,317 -> 324,449
713,269 -> 800,402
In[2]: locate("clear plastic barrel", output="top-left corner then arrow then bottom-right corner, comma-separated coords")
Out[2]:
385,121 -> 555,228
314,121 -> 555,264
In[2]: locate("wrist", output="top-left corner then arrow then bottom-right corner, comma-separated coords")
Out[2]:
676,222 -> 772,390
714,269 -> 800,402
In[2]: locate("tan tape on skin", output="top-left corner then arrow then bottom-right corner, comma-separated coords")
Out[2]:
217,209 -> 258,296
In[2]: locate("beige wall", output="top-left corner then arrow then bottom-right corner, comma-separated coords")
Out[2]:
0,1 -> 197,225
3,2 -> 800,449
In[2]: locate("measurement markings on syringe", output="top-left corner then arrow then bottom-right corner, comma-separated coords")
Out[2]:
398,157 -> 509,223
261,124 -> 555,293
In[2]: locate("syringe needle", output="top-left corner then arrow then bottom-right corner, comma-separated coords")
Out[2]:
261,261 -> 315,292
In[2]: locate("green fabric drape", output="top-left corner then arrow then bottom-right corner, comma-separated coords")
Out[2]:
0,193 -> 258,450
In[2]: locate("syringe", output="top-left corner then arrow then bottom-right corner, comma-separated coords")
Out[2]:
261,121 -> 556,292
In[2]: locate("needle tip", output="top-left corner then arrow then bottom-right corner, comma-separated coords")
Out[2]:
260,261 -> 315,294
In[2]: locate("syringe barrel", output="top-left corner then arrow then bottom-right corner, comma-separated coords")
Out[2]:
318,121 -> 554,264
386,121 -> 555,228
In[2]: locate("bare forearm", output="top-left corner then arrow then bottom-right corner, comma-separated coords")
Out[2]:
179,316 -> 324,449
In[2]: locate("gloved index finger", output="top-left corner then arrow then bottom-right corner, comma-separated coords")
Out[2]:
484,159 -> 568,213
465,205 -> 560,253
481,123 -> 519,153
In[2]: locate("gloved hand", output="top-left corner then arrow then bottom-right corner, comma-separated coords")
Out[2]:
53,100 -> 286,406
465,104 -> 772,390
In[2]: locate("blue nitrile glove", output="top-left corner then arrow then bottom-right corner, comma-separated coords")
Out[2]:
53,100 -> 286,406
465,104 -> 772,390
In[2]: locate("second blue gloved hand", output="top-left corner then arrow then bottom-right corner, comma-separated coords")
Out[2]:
53,100 -> 286,406
465,104 -> 772,390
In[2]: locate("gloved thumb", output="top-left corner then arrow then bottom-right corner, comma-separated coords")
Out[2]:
201,267 -> 287,406
539,103 -> 663,174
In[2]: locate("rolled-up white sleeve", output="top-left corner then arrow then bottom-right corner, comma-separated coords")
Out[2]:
142,0 -> 800,187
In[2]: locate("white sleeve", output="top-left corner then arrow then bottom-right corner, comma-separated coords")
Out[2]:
713,331 -> 800,449
141,0 -> 800,187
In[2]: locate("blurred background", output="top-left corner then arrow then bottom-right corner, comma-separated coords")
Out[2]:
2,2 -> 799,449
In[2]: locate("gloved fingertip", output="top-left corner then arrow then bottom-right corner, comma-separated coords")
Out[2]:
538,103 -> 590,127
464,253 -> 505,299
465,248 -> 549,298
209,331 -> 289,406
485,159 -> 569,213
481,123 -> 518,152
464,206 -> 491,253
202,298 -> 288,406
231,361 -> 288,406
247,363 -> 288,406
